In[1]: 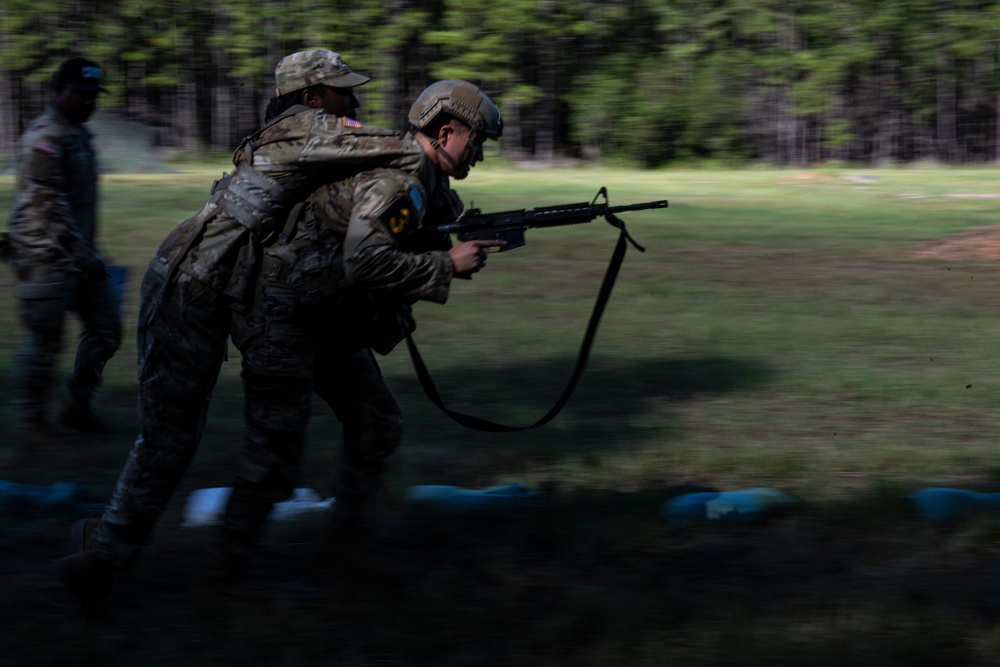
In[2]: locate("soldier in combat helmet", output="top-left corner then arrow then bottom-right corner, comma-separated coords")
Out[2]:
57,47 -> 502,616
213,78 -> 505,590
7,57 -> 122,446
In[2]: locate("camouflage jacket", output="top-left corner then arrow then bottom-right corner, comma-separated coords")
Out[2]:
250,154 -> 459,354
148,106 -> 425,303
313,158 -> 454,304
8,106 -> 102,277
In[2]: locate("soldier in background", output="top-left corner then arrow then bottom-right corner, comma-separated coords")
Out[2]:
7,57 -> 122,445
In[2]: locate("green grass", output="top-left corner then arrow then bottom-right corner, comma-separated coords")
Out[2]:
4,165 -> 1000,664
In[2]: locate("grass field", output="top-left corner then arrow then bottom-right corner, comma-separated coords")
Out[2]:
3,164 -> 1000,665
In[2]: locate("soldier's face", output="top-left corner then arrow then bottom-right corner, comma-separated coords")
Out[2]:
440,124 -> 485,180
317,86 -> 360,119
55,85 -> 99,124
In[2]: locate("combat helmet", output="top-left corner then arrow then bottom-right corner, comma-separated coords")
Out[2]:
408,80 -> 503,141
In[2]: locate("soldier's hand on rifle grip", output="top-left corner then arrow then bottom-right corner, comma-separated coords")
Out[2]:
450,239 -> 507,278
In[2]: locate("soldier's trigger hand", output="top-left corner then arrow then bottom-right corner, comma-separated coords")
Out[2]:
478,239 -> 507,253
449,239 -> 506,276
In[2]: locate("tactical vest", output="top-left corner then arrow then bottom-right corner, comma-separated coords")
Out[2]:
208,105 -> 317,240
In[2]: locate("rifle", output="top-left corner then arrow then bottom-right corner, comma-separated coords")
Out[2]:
433,186 -> 667,252
409,187 -> 669,432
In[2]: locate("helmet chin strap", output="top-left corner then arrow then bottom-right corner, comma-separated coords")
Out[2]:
429,130 -> 473,172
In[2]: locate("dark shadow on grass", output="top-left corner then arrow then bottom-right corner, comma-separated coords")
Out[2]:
0,353 -> 773,481
388,354 -> 774,430
376,355 -> 776,478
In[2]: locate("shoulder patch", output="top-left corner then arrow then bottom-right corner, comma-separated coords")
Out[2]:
32,140 -> 59,155
380,198 -> 414,237
407,185 -> 426,223
342,117 -> 362,129
378,188 -> 424,241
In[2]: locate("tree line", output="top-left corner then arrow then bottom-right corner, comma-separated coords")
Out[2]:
2,0 -> 999,167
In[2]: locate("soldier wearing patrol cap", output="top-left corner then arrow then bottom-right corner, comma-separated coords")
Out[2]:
266,49 -> 369,122
54,49 -> 420,615
57,49 -> 504,613
7,57 -> 121,447
275,49 -> 370,94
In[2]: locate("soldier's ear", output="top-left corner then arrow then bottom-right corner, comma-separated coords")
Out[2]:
437,121 -> 460,148
301,88 -> 324,109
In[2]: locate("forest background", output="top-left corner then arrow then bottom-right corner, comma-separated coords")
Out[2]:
2,0 -> 1000,168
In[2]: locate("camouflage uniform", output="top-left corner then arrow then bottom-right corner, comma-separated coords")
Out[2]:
89,107 -> 426,567
221,162 -> 459,549
8,106 -> 121,427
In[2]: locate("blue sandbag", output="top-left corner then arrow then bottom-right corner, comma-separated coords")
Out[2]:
911,487 -> 1000,524
0,480 -> 105,514
405,483 -> 543,509
664,487 -> 800,527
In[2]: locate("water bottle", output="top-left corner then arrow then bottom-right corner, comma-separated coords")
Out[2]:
663,487 -> 800,527
910,488 -> 1000,524
405,483 -> 543,509
105,265 -> 130,314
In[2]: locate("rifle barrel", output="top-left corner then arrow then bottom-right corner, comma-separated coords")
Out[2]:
607,199 -> 669,213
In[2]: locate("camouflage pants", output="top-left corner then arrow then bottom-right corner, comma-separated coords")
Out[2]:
13,269 -> 122,422
90,266 -> 231,567
224,279 -> 404,544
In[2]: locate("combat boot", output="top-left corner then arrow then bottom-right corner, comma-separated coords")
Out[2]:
58,518 -> 117,620
316,515 -> 409,589
58,396 -> 111,436
71,516 -> 100,551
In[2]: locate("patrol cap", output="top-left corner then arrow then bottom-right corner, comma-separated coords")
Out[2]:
52,57 -> 109,93
274,49 -> 370,96
408,80 -> 503,140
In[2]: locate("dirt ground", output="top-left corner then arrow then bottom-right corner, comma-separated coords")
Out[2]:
910,225 -> 1000,262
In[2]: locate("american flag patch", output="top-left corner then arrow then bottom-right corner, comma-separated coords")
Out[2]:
342,117 -> 362,129
33,140 -> 59,155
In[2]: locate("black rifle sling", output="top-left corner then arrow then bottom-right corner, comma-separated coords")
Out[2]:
405,213 -> 644,432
